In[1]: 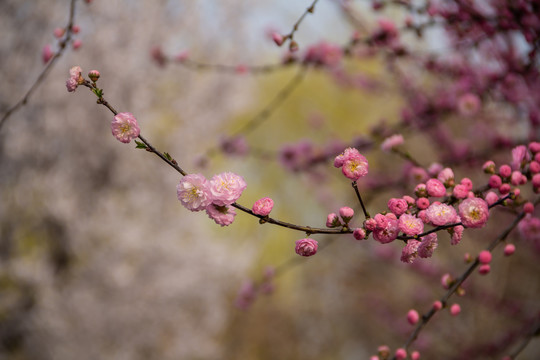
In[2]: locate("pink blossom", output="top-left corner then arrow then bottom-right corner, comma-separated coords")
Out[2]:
415,183 -> 427,198
478,264 -> 491,275
177,174 -> 213,211
398,214 -> 424,236
511,171 -> 527,186
529,161 -> 540,174
518,215 -> 540,243
88,70 -> 100,82
72,39 -> 82,50
373,216 -> 399,244
533,174 -> 540,188
53,27 -> 65,38
426,203 -> 457,226
418,233 -> 438,258
42,44 -> 53,64
488,175 -> 502,189
511,145 -> 528,170
426,178 -> 446,197
450,303 -> 461,316
400,240 -> 421,263
529,142 -> 540,153
272,32 -> 284,46
441,273 -> 453,289
220,136 -> 249,156
333,148 -> 369,181
450,225 -> 464,245
460,177 -> 473,190
457,93 -> 481,116
252,197 -> 274,216
295,238 -> 318,257
395,348 -> 407,360
66,65 -> 82,92
353,228 -> 366,240
326,213 -> 342,228
437,167 -> 454,186
377,345 -> 390,359
302,41 -> 343,67
364,218 -> 377,231
499,164 -> 512,178
504,244 -> 516,256
478,250 -> 492,264
409,167 -> 429,183
111,112 -> 140,143
416,197 -> 430,210
411,351 -> 421,360
407,309 -> 419,325
453,184 -> 468,199
499,183 -> 511,194
205,204 -> 237,226
388,198 -> 408,216
433,300 -> 443,311
381,134 -> 404,152
459,198 -> 489,228
175,50 -> 189,62
482,160 -> 496,174
235,280 -> 256,310
403,195 -> 415,205
523,202 -> 534,214
339,206 -> 354,223
209,172 -> 247,206
428,162 -> 443,176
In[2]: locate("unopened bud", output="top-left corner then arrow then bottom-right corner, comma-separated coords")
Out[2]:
88,70 -> 100,82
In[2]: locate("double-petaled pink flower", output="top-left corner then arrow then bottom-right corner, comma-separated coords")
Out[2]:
111,112 -> 140,143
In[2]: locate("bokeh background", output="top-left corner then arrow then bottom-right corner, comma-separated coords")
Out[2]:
1,1 -> 539,359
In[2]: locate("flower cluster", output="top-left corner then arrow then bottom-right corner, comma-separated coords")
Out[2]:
177,172 -> 247,226
334,147 -> 369,181
66,66 -> 83,92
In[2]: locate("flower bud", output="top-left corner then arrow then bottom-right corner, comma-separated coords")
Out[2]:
88,70 -> 100,82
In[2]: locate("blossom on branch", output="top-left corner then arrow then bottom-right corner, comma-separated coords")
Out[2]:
176,174 -> 213,212
209,172 -> 247,206
458,197 -> 489,228
295,238 -> 318,257
111,112 -> 140,144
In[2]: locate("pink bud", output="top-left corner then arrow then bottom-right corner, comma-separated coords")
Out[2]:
252,197 -> 274,216
72,25 -> 80,34
353,228 -> 366,240
433,300 -> 443,311
407,309 -> 419,325
478,250 -> 492,264
499,164 -> 512,178
478,264 -> 491,275
272,32 -> 284,46
441,273 -> 453,289
339,206 -> 354,223
88,70 -> 100,82
42,44 -> 53,64
504,243 -> 516,256
53,27 -> 65,38
326,213 -> 342,228
411,350 -> 421,360
499,183 -> 511,195
416,197 -> 429,210
295,238 -> 318,257
72,39 -> 82,50
395,348 -> 407,360
483,160 -> 495,174
489,175 -> 502,188
450,303 -> 461,316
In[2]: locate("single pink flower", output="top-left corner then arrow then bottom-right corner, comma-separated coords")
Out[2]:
205,204 -> 237,226
488,175 -> 502,189
450,224 -> 464,245
511,145 -> 528,170
177,174 -> 213,211
459,197 -> 489,228
388,198 -> 408,216
364,218 -> 377,231
395,348 -> 407,360
111,112 -> 140,143
518,215 -> 540,242
210,172 -> 247,206
353,228 -> 366,240
295,238 -> 318,257
426,202 -> 457,226
381,134 -> 404,152
499,164 -> 512,178
418,233 -> 438,258
235,280 -> 256,310
460,177 -> 473,190
400,239 -> 421,263
426,178 -> 446,197
252,197 -> 274,216
437,167 -> 454,186
373,216 -> 399,244
453,184 -> 468,199
416,197 -> 430,210
66,65 -> 82,92
399,214 -> 424,236
272,32 -> 284,46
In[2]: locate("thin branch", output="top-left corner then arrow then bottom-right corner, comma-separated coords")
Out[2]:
0,0 -> 78,133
